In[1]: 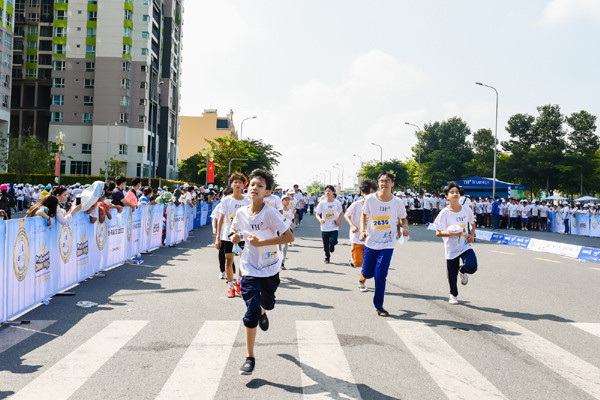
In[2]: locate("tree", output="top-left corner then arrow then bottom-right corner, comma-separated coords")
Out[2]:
306,181 -> 324,195
99,156 -> 124,177
178,153 -> 207,184
469,128 -> 495,177
7,135 -> 55,180
417,117 -> 474,191
358,159 -> 409,190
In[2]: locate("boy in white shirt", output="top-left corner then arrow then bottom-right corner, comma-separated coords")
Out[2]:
279,193 -> 295,269
359,172 -> 409,317
344,179 -> 377,272
231,169 -> 294,375
315,185 -> 344,263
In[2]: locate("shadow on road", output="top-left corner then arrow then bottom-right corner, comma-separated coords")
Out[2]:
280,276 -> 351,292
277,299 -> 334,310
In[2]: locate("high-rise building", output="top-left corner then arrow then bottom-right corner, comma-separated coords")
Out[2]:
0,2 -> 14,139
178,110 -> 238,163
10,0 -> 183,179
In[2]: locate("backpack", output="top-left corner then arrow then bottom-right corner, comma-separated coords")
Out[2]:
413,197 -> 421,208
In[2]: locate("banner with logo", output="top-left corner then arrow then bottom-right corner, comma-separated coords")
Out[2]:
165,204 -> 176,246
5,218 -> 38,321
194,204 -> 202,228
186,205 -> 195,238
55,213 -> 79,293
201,202 -> 209,226
549,212 -> 565,233
73,212 -> 94,282
570,214 -> 579,236
590,214 -> 600,237
0,221 -> 5,322
575,214 -> 589,237
106,211 -> 126,268
175,205 -> 185,243
151,204 -> 164,249
126,207 -> 142,259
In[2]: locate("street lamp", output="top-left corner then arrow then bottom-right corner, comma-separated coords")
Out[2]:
405,122 -> 422,193
371,142 -> 382,163
320,172 -> 326,186
332,165 -> 340,190
227,158 -> 254,185
352,153 -> 363,166
325,169 -> 331,185
335,163 -> 344,191
105,122 -> 117,181
240,116 -> 257,140
476,81 -> 499,197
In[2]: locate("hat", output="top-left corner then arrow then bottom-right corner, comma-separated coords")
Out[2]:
0,184 -> 6,191
282,193 -> 291,200
287,189 -> 295,194
46,184 -> 52,190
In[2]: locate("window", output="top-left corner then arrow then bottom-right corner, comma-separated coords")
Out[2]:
1,94 -> 8,108
84,79 -> 94,88
4,54 -> 10,68
39,40 -> 52,51
27,40 -> 37,49
138,115 -> 146,122
53,61 -> 65,71
85,45 -> 95,56
119,144 -> 128,155
82,113 -> 93,123
122,44 -> 131,56
70,161 -> 91,175
51,95 -> 64,105
122,61 -> 130,71
88,0 -> 98,4
53,78 -> 64,88
29,0 -> 40,6
28,13 -> 39,22
26,55 -> 37,63
26,69 -> 37,78
124,27 -> 132,37
2,74 -> 9,87
138,146 -> 144,153
53,44 -> 65,55
139,98 -> 146,105
142,32 -> 149,39
120,96 -> 129,106
83,96 -> 93,106
55,10 -> 67,20
86,28 -> 96,38
142,15 -> 149,21
125,10 -> 132,20
54,26 -> 66,37
5,34 -> 11,48
119,113 -> 128,123
141,65 -> 147,72
28,26 -> 38,36
141,48 -> 148,56
40,26 -> 52,37
85,62 -> 95,71
39,54 -> 52,65
136,163 -> 142,177
87,11 -> 97,21
120,78 -> 130,89
140,82 -> 147,89
51,112 -> 63,122
82,144 -> 92,154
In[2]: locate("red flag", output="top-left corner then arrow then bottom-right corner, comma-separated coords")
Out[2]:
207,162 -> 214,183
55,152 -> 61,176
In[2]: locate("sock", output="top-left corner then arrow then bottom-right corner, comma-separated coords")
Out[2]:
360,274 -> 366,282
246,356 -> 255,361
229,281 -> 235,289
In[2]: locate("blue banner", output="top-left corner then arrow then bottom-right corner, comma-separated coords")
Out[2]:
0,221 -> 4,322
578,247 -> 600,263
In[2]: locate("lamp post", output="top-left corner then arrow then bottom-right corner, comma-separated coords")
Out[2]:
105,122 -> 117,181
55,132 -> 65,184
227,158 -> 253,185
476,81 -> 499,197
405,122 -> 422,193
332,165 -> 340,190
352,153 -> 363,166
371,142 -> 382,163
240,116 -> 257,140
325,169 -> 331,185
320,172 -> 326,186
335,163 -> 344,191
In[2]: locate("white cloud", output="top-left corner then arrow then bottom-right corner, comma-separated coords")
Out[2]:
539,0 -> 600,26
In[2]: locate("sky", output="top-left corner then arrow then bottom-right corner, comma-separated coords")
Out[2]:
180,0 -> 600,190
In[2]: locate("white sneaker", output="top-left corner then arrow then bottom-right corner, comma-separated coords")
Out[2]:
219,272 -> 225,279
358,280 -> 368,292
460,272 -> 468,285
449,294 -> 459,305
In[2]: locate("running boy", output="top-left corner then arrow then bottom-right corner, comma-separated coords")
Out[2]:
315,185 -> 344,264
280,192 -> 296,269
358,172 -> 409,317
434,181 -> 477,305
344,179 -> 377,272
230,169 -> 294,375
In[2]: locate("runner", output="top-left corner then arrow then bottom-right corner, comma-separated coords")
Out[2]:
314,185 -> 344,264
434,181 -> 477,305
344,179 -> 377,272
216,173 -> 250,298
230,169 -> 294,376
358,172 -> 409,317
279,192 -> 296,269
293,185 -> 305,226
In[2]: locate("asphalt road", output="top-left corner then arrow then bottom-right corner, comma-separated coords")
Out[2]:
1,212 -> 599,400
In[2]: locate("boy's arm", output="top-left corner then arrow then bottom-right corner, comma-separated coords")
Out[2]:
244,228 -> 294,247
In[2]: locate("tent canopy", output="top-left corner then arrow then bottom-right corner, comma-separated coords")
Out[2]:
574,195 -> 599,202
545,194 -> 567,200
454,177 -> 528,190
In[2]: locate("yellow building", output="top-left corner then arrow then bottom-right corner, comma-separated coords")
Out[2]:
178,109 -> 238,162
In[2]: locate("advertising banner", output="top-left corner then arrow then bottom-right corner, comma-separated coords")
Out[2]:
150,204 -> 164,249
570,214 -> 580,236
90,219 -> 109,273
194,204 -> 202,229
55,214 -> 79,294
140,204 -> 153,252
578,247 -> 600,263
0,221 -> 5,322
127,207 -> 142,259
165,204 -> 176,246
590,214 -> 600,238
201,202 -> 209,226
74,212 -> 94,282
175,205 -> 186,243
106,211 -> 126,268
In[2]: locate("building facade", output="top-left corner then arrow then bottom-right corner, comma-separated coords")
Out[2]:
10,0 -> 182,179
0,2 -> 14,142
178,109 -> 238,162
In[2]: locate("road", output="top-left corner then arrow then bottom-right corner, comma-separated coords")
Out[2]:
1,212 -> 599,399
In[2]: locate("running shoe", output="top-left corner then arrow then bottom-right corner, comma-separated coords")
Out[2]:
329,244 -> 335,253
258,312 -> 269,331
324,258 -> 330,264
358,280 -> 368,292
460,271 -> 468,285
376,307 -> 389,317
449,294 -> 459,305
235,281 -> 241,296
239,357 -> 255,375
281,263 -> 286,270
226,287 -> 235,298
219,271 -> 225,279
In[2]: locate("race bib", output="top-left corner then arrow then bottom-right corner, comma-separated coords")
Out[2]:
257,246 -> 279,270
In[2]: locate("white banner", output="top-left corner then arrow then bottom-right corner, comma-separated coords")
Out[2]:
106,211 -> 126,268
5,218 -> 37,321
590,214 -> 600,237
150,205 -> 164,249
0,220 -> 5,322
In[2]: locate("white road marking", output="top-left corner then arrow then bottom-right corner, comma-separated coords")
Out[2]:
156,321 -> 240,400
0,320 -> 57,353
296,321 -> 362,400
535,257 -> 562,264
11,320 -> 148,400
389,320 -> 507,400
491,250 -> 514,255
570,322 -> 600,339
490,321 -> 600,399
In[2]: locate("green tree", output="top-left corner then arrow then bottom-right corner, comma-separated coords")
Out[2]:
8,135 -> 55,180
417,117 -> 474,191
469,128 -> 495,177
358,159 -> 409,190
99,156 -> 124,177
306,181 -> 324,195
178,153 -> 207,184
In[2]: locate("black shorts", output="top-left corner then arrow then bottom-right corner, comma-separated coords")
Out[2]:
241,273 -> 280,328
222,240 -> 245,254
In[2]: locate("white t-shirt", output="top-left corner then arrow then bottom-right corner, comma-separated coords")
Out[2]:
219,195 -> 251,240
287,196 -> 297,211
363,194 -> 407,250
523,205 -> 532,218
538,205 -> 548,218
232,205 -> 289,278
531,205 -> 539,216
294,192 -> 304,209
282,208 -> 294,228
486,202 -> 493,213
346,200 -> 364,244
508,203 -> 518,218
562,206 -> 570,220
210,202 -> 222,219
315,199 -> 343,232
308,196 -> 316,205
264,194 -> 283,212
434,206 -> 475,260
423,197 -> 431,210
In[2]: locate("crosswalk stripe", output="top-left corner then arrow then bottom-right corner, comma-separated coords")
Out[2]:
296,321 -> 362,400
0,320 -> 57,354
490,321 -> 600,399
570,322 -> 600,339
155,320 -> 241,400
388,320 -> 507,400
11,320 -> 148,400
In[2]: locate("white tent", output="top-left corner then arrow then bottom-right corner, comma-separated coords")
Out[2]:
545,194 -> 567,200
574,195 -> 599,202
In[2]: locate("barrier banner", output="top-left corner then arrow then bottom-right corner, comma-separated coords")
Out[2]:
74,212 -> 94,282
175,205 -> 186,243
165,204 -> 176,246
127,207 -> 142,259
590,214 -> 600,237
5,218 -> 38,321
194,204 -> 202,228
576,214 -> 589,237
570,215 -> 580,236
151,205 -> 164,249
550,212 -> 565,233
106,211 -> 126,268
0,220 -> 5,322
201,202 -> 209,226
488,233 -> 530,247
55,213 -> 79,293
140,205 -> 153,252
91,219 -> 109,273
578,247 -> 600,263
186,205 -> 195,237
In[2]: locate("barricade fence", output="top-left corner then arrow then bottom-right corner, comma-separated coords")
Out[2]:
1,201 -> 218,324
547,212 -> 600,237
